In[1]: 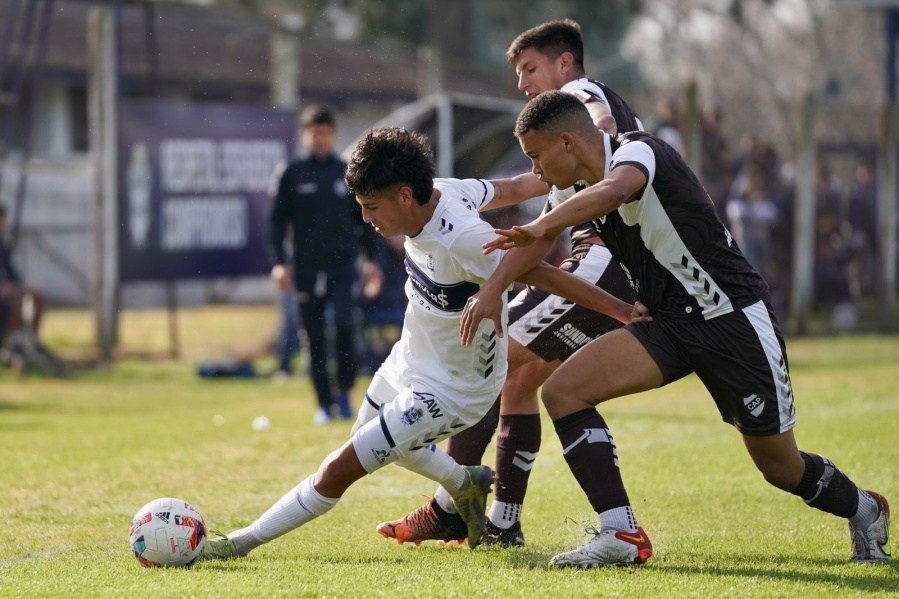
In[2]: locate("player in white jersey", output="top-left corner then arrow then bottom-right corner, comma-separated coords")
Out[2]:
200,127 -> 639,559
378,19 -> 647,548
474,91 -> 890,567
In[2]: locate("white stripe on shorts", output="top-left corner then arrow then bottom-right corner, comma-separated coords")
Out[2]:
743,300 -> 796,433
508,244 -> 613,346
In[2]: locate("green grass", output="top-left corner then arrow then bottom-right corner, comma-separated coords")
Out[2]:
1,308 -> 898,597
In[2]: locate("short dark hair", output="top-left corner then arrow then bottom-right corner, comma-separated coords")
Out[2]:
345,128 -> 435,206
514,90 -> 596,138
505,19 -> 585,71
300,104 -> 336,129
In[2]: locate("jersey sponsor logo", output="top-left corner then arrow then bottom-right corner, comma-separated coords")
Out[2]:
404,256 -> 479,312
296,182 -> 318,194
553,323 -> 594,350
743,393 -> 764,417
413,391 -> 443,419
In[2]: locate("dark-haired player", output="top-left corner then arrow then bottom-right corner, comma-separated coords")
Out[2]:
202,127 -> 639,560
468,90 -> 891,567
378,19 -> 645,548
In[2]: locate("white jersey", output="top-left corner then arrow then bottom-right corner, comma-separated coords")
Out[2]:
379,177 -> 508,409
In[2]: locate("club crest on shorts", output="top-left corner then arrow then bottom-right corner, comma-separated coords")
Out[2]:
743,393 -> 764,417
426,253 -> 435,273
401,407 -> 424,426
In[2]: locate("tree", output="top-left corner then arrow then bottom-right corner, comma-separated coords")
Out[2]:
621,0 -> 884,153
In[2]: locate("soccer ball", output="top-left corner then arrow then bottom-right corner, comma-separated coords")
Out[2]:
129,497 -> 206,567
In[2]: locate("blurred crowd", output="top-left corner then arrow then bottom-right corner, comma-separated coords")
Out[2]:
653,99 -> 881,329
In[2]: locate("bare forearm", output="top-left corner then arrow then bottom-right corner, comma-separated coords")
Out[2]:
484,173 -> 550,211
518,263 -> 632,324
483,235 -> 555,295
534,180 -> 626,232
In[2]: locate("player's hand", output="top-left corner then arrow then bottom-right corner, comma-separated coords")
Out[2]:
362,260 -> 384,300
482,223 -> 546,254
460,291 -> 504,346
271,264 -> 292,292
630,301 -> 653,323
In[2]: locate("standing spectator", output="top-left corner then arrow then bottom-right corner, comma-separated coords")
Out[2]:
653,97 -> 684,156
725,166 -> 779,284
269,106 -> 378,424
699,105 -> 735,219
846,159 -> 877,299
266,161 -> 302,382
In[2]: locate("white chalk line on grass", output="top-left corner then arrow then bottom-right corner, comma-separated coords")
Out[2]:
0,539 -> 120,567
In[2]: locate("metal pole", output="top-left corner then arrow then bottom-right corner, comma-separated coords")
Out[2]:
436,93 -> 453,178
878,101 -> 897,331
788,92 -> 817,335
683,79 -> 701,176
270,28 -> 299,109
88,4 -> 119,364
9,0 -> 54,250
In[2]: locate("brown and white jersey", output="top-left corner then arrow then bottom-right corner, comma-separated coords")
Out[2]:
548,78 -> 643,247
596,131 -> 769,320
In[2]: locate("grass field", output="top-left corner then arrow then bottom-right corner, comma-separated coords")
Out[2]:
1,307 -> 898,597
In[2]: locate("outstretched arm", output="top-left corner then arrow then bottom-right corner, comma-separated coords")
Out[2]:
459,232 -> 557,346
483,164 -> 647,254
482,172 -> 551,211
517,264 -> 633,324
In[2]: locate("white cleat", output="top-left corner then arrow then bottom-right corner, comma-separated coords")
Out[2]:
549,527 -> 653,568
850,491 -> 892,563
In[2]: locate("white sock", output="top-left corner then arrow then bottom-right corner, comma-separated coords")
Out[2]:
434,486 -> 455,513
395,445 -> 464,490
849,489 -> 879,528
487,500 -> 521,529
230,475 -> 338,555
599,506 -> 638,533
396,444 -> 467,515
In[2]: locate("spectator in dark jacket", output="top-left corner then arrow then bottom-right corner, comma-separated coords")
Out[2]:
269,106 -> 379,424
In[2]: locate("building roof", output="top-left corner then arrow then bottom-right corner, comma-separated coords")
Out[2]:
0,0 -> 520,103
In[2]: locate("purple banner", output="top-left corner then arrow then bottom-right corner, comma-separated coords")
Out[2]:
118,101 -> 295,281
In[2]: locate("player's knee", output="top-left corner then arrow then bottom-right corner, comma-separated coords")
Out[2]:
539,376 -> 568,418
314,445 -> 367,497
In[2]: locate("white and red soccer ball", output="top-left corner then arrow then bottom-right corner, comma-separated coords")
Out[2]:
129,498 -> 206,567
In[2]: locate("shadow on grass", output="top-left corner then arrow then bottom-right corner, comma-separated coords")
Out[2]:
651,555 -> 897,591
0,399 -> 54,413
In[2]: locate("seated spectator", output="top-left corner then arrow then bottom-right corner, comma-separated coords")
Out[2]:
0,204 -> 58,368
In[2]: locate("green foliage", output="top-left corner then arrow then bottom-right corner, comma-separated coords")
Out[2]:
1,311 -> 898,596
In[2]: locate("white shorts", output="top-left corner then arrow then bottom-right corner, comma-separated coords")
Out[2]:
351,369 -> 498,473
